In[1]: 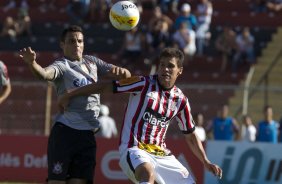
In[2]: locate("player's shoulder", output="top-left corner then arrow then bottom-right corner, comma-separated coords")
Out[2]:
84,54 -> 104,63
0,60 -> 5,68
173,85 -> 186,97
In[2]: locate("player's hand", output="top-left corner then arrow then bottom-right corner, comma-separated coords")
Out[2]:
19,47 -> 36,65
57,93 -> 70,113
204,161 -> 223,179
111,66 -> 131,79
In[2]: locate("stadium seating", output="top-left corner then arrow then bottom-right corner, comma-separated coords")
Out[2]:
0,0 -> 281,135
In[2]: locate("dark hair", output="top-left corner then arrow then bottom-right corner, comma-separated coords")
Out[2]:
263,105 -> 272,112
60,25 -> 83,42
159,47 -> 184,67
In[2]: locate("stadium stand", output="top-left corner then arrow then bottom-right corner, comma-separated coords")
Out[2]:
0,0 -> 281,135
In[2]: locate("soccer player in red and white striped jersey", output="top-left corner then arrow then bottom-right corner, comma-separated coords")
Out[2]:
59,48 -> 222,184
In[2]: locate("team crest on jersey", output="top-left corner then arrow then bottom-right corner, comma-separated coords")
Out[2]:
119,76 -> 141,86
168,101 -> 177,111
146,92 -> 157,100
52,162 -> 63,174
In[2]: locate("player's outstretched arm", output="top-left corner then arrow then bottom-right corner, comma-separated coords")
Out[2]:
184,132 -> 223,179
58,82 -> 113,110
19,47 -> 55,81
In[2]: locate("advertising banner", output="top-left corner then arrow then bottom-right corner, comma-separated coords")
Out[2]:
205,141 -> 282,184
0,135 -> 204,183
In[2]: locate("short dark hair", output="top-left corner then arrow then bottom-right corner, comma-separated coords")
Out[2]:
159,48 -> 184,67
263,105 -> 272,112
60,25 -> 83,42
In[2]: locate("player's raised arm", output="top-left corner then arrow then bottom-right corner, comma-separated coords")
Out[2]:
19,47 -> 56,81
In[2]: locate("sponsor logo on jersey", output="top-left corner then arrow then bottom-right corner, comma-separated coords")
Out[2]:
73,77 -> 94,87
142,108 -> 168,128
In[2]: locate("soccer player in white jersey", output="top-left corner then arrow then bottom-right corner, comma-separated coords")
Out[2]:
58,48 -> 222,184
19,25 -> 131,184
0,60 -> 11,104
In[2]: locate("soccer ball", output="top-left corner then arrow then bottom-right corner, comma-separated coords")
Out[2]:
109,1 -> 140,31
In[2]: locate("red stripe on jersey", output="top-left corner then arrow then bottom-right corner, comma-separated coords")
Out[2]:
128,77 -> 150,148
184,102 -> 193,129
177,98 -> 188,130
168,87 -> 178,119
147,85 -> 161,144
143,85 -> 155,144
153,90 -> 168,145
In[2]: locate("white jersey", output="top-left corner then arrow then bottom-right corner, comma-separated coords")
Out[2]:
49,55 -> 113,130
113,75 -> 195,156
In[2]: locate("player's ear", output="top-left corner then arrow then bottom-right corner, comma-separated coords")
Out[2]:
178,67 -> 183,76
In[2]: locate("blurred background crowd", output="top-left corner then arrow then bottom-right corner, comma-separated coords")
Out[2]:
0,0 -> 282,143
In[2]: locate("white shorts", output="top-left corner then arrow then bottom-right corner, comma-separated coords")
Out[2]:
119,147 -> 195,184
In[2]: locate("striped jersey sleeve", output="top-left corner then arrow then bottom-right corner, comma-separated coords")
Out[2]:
113,76 -> 146,94
175,97 -> 195,134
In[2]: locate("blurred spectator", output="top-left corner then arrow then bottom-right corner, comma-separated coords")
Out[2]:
66,0 -> 91,24
148,6 -> 173,33
146,6 -> 173,56
97,104 -> 118,138
158,0 -> 179,14
3,0 -> 28,12
0,16 -> 18,41
256,105 -> 279,143
195,0 -> 213,56
206,104 -> 239,141
16,8 -> 32,37
215,25 -> 237,73
117,26 -> 146,69
3,0 -> 16,12
0,61 -> 11,105
172,22 -> 196,60
266,0 -> 282,12
89,0 -> 112,22
39,0 -> 57,12
232,27 -> 255,73
241,115 -> 257,142
194,112 -> 207,142
174,3 -> 197,31
249,0 -> 267,13
146,19 -> 171,66
1,0 -> 31,39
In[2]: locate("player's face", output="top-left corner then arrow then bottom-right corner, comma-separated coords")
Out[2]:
60,32 -> 84,61
157,57 -> 182,89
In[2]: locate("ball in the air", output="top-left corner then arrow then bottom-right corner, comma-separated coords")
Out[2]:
109,1 -> 140,31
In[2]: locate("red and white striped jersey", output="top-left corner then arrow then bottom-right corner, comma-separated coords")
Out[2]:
113,75 -> 195,155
